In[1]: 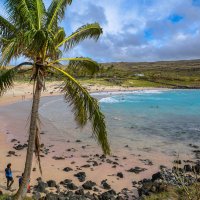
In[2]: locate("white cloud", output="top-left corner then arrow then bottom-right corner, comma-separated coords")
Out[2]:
1,0 -> 200,63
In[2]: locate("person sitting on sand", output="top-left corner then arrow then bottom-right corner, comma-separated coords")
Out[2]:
19,173 -> 31,193
5,163 -> 14,190
18,173 -> 23,187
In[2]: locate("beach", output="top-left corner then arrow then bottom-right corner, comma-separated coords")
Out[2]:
0,82 -> 199,198
0,81 -> 166,105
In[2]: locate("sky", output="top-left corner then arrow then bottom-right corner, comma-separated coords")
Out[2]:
1,0 -> 200,63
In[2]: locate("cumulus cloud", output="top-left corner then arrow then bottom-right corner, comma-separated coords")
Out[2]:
65,0 -> 200,62
1,0 -> 200,62
65,3 -> 107,31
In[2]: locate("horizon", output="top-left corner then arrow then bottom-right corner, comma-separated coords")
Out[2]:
1,0 -> 200,64
5,58 -> 200,67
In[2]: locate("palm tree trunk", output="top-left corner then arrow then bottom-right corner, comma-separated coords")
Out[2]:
14,79 -> 42,200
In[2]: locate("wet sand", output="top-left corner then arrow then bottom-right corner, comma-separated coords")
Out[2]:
0,82 -> 175,196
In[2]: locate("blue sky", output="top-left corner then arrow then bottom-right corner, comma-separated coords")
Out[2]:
1,0 -> 200,63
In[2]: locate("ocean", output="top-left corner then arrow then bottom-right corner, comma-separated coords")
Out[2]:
1,89 -> 200,158
38,89 -> 200,156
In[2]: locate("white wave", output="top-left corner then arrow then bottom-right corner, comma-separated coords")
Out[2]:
138,90 -> 164,94
92,89 -> 166,96
99,89 -> 168,103
113,117 -> 121,120
99,97 -> 119,103
188,127 -> 200,132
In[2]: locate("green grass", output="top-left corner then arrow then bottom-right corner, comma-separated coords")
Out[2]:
79,59 -> 200,88
99,59 -> 200,88
79,78 -> 115,86
122,78 -> 167,87
0,194 -> 10,200
144,184 -> 200,200
0,194 -> 33,200
2,59 -> 200,88
79,77 -> 168,88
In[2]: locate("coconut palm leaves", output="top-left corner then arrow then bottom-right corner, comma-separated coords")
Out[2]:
0,62 -> 33,96
56,23 -> 103,50
49,66 -> 110,154
0,0 -> 109,154
1,1 -> 103,64
0,0 -> 110,162
50,57 -> 100,74
47,0 -> 72,30
0,67 -> 17,96
6,0 -> 35,28
34,0 -> 46,29
0,16 -> 16,37
1,1 -> 110,198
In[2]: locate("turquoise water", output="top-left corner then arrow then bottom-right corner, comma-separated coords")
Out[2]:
1,89 -> 200,156
38,89 -> 200,155
98,89 -> 200,142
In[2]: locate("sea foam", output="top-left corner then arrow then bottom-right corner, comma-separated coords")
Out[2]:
98,90 -> 165,103
92,89 -> 164,96
99,97 -> 119,103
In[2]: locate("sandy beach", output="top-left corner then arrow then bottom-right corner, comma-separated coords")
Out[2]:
1,0 -> 200,198
0,81 -> 167,105
0,82 -> 190,197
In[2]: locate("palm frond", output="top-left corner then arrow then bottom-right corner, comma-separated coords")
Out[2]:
0,40 -> 16,66
54,28 -> 66,44
0,15 -> 16,37
56,23 -> 103,50
49,57 -> 100,74
0,34 -> 28,66
34,0 -> 46,29
6,0 -> 35,29
46,0 -> 72,30
48,66 -> 110,155
0,62 -> 33,96
28,29 -> 47,55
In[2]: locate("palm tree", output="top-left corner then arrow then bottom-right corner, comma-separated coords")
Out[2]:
0,0 -> 110,199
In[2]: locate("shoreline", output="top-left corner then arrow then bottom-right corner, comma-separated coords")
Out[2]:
0,81 -> 170,105
0,82 -> 199,197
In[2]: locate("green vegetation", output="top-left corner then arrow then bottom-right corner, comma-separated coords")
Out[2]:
94,59 -> 200,88
79,59 -> 200,88
0,195 -> 32,200
144,183 -> 200,200
3,59 -> 200,88
0,194 -> 10,200
102,60 -> 200,87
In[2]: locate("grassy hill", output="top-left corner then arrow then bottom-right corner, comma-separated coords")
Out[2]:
1,59 -> 200,88
80,59 -> 200,88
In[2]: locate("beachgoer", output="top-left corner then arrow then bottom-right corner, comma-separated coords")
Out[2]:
19,173 -> 31,193
5,163 -> 14,190
18,173 -> 23,187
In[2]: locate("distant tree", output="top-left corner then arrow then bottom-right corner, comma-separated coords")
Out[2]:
107,64 -> 114,72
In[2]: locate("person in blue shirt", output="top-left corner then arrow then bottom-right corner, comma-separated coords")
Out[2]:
5,163 -> 14,190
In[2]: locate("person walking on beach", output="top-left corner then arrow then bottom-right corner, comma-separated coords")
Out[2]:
5,163 -> 14,190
